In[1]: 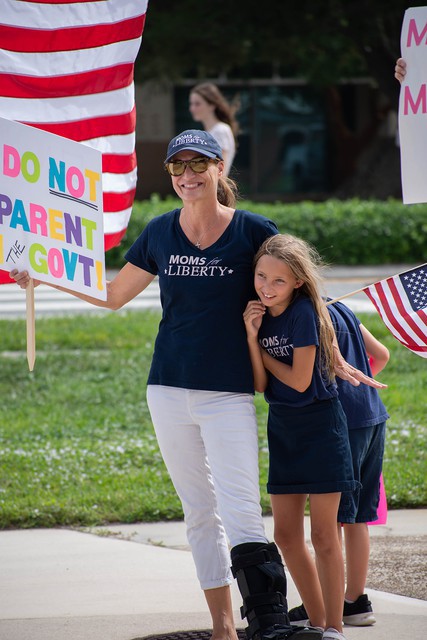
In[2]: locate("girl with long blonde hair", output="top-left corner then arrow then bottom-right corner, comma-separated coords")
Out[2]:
243,233 -> 358,640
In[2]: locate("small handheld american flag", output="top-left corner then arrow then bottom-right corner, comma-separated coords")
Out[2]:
363,264 -> 427,358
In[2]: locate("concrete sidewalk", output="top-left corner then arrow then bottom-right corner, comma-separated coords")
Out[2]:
0,510 -> 426,640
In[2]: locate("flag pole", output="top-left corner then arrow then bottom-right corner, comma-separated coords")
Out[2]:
326,286 -> 368,306
26,279 -> 36,371
326,262 -> 427,306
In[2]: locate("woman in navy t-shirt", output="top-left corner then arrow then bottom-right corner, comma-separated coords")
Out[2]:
124,131 -> 324,640
11,129 -> 319,640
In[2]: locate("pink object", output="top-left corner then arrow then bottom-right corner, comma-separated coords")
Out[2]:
368,473 -> 388,525
366,356 -> 387,525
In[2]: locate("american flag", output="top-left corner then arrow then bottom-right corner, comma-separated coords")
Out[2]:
0,0 -> 148,284
364,264 -> 427,358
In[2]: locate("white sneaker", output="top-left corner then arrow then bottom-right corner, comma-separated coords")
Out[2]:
323,628 -> 346,640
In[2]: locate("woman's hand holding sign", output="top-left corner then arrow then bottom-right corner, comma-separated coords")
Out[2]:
10,269 -> 40,289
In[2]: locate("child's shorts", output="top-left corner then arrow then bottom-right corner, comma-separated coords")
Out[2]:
338,421 -> 386,523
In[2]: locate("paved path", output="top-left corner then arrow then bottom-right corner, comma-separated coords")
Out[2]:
0,510 -> 426,640
0,265 -> 412,319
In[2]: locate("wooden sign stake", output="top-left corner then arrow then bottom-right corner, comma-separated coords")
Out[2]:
26,279 -> 35,371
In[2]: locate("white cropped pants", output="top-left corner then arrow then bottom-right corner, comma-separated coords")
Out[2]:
146,385 -> 268,590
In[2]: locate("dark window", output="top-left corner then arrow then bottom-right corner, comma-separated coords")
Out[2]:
174,83 -> 329,199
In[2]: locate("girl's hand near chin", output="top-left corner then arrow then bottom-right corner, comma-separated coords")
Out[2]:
243,300 -> 265,338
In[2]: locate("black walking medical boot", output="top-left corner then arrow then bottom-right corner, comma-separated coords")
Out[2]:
231,542 -> 323,640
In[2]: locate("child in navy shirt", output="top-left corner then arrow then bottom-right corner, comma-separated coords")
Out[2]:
289,302 -> 389,628
244,234 -> 358,640
330,302 -> 389,625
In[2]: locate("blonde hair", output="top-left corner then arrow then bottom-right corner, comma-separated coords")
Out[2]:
191,83 -> 239,137
254,234 -> 335,381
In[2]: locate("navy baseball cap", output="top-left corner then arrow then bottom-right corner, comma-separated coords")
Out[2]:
165,129 -> 223,163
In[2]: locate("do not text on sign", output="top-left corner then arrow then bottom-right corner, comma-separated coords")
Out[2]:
0,117 -> 106,300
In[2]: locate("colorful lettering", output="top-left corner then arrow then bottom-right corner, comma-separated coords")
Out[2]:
84,169 -> 101,201
28,243 -> 96,286
407,18 -> 427,47
0,193 -> 12,224
21,152 -> 40,183
49,158 -> 66,191
48,247 -> 65,278
29,243 -> 49,275
66,165 -> 85,198
48,208 -> 65,242
29,203 -> 48,236
404,85 -> 427,115
81,218 -> 96,250
10,199 -> 30,232
3,145 -> 20,178
79,254 -> 94,286
2,145 -> 40,183
0,195 -> 98,250
49,157 -> 100,202
63,250 -> 78,281
96,260 -> 104,291
64,212 -> 82,247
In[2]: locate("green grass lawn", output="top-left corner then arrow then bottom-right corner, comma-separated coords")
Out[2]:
0,310 -> 426,529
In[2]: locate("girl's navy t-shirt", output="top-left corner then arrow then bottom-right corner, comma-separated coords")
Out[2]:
125,208 -> 278,393
258,295 -> 338,407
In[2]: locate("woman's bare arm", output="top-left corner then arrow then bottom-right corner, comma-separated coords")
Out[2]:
10,262 -> 155,310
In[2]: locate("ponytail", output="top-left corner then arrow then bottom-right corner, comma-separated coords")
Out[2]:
217,175 -> 238,207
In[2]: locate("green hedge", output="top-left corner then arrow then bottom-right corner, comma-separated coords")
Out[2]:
106,196 -> 427,268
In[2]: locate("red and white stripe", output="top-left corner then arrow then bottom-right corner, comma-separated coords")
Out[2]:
364,269 -> 427,358
0,0 -> 148,283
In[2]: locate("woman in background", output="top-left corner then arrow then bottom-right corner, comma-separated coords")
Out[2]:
189,82 -> 238,176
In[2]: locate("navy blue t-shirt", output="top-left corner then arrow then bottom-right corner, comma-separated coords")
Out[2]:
327,301 -> 389,429
125,208 -> 278,393
258,295 -> 338,407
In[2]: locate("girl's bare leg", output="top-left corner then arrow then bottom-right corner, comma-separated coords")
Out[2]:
271,494 -> 325,629
310,493 -> 344,633
204,585 -> 239,640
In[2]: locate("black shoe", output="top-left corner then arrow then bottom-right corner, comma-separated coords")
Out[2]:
343,594 -> 376,626
288,604 -> 309,627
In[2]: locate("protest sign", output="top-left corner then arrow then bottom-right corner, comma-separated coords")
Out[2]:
399,6 -> 427,203
0,117 -> 106,300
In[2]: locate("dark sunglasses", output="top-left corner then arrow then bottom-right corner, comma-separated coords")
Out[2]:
164,156 -> 219,177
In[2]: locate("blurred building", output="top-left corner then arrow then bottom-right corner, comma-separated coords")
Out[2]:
135,78 -> 398,201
